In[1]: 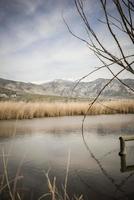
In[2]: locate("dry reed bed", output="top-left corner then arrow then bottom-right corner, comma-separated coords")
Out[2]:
0,100 -> 134,120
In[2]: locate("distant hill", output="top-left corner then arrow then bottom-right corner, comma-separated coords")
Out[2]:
0,77 -> 134,100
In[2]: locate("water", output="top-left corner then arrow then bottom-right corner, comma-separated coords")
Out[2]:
0,115 -> 134,200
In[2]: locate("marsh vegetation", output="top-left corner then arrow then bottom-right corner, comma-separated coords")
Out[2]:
0,100 -> 133,120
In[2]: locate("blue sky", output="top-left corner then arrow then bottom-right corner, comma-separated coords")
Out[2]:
0,0 -> 133,83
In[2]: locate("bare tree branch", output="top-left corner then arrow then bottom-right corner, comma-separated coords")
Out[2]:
82,67 -> 125,133
63,0 -> 134,130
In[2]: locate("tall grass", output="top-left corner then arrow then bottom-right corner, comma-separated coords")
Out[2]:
0,100 -> 134,120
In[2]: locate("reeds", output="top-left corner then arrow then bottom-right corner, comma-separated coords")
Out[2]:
0,100 -> 133,120
0,149 -> 83,200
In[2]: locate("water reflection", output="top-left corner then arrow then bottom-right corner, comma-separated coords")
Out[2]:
120,154 -> 134,173
81,131 -> 133,200
0,115 -> 134,200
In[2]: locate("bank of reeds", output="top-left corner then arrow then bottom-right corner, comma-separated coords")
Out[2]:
0,100 -> 134,120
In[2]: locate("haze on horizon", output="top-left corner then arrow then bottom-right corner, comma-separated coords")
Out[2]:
0,0 -> 133,83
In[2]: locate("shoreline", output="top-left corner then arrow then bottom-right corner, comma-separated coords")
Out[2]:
0,100 -> 134,120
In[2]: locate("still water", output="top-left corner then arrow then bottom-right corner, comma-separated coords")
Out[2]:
0,115 -> 134,200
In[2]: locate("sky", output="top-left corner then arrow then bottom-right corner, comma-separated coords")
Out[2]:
0,0 -> 133,83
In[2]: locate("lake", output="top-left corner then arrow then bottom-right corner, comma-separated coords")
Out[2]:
0,114 -> 134,200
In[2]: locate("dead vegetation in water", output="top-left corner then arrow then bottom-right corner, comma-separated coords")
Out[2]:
0,100 -> 133,120
0,148 -> 83,200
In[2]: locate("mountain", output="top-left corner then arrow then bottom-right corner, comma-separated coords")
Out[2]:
0,77 -> 134,100
40,78 -> 134,98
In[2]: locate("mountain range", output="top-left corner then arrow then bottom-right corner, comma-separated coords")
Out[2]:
0,77 -> 134,99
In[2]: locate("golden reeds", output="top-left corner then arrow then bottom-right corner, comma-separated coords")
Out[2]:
0,149 -> 83,200
0,100 -> 133,120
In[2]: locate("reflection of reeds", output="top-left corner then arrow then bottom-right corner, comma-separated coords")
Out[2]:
0,150 -> 83,200
38,151 -> 83,200
0,100 -> 134,120
2,149 -> 13,200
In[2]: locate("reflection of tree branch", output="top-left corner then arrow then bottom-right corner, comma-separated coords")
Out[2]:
75,170 -> 117,200
99,149 -> 119,160
81,132 -> 129,199
116,171 -> 134,193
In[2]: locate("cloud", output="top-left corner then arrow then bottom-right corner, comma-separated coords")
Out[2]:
0,9 -> 62,55
0,32 -> 98,81
0,0 -> 133,82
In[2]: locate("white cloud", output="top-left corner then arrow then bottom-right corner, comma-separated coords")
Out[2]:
0,0 -> 133,82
